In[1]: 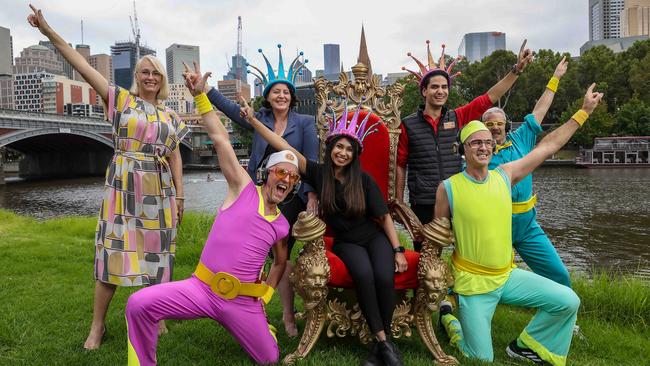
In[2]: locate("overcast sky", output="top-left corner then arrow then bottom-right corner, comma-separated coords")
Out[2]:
3,0 -> 589,81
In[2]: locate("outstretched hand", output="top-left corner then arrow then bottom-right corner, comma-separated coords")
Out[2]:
27,4 -> 52,35
182,61 -> 211,97
239,96 -> 255,123
582,83 -> 604,115
553,56 -> 569,79
516,39 -> 533,71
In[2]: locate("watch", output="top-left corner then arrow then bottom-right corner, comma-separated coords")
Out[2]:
393,246 -> 405,254
511,63 -> 523,76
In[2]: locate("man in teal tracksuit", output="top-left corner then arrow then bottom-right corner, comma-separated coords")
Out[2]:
483,57 -> 570,287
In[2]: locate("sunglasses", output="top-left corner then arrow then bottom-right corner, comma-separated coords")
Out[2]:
484,120 -> 506,128
269,167 -> 301,184
466,139 -> 495,149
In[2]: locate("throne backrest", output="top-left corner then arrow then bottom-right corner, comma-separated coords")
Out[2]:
313,62 -> 405,202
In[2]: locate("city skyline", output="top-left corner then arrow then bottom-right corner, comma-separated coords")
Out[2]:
2,0 -> 589,81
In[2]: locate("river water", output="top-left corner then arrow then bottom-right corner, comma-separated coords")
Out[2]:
1,168 -> 648,276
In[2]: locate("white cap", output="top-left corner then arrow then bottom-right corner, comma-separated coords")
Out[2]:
266,150 -> 299,170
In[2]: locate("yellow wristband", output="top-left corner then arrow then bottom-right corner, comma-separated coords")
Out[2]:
546,76 -> 559,93
571,109 -> 589,127
194,93 -> 213,115
260,285 -> 275,305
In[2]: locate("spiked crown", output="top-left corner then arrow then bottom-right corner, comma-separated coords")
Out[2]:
246,44 -> 308,98
402,41 -> 462,90
325,98 -> 378,151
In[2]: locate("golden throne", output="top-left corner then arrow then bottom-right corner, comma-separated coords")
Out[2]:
283,62 -> 458,365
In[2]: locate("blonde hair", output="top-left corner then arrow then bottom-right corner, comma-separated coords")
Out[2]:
130,55 -> 169,100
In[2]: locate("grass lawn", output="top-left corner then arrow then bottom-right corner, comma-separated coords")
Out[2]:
1,209 -> 649,365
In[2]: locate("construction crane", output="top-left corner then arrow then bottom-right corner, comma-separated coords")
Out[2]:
235,16 -> 243,83
129,0 -> 141,61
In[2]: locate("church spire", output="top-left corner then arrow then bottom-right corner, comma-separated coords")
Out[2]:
357,24 -> 372,77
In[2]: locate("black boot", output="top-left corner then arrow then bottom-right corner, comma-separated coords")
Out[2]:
378,340 -> 403,366
361,342 -> 384,366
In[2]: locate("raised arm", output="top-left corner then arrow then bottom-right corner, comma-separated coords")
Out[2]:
486,39 -> 533,104
532,56 -> 568,124
502,83 -> 603,185
27,4 -> 108,103
185,63 -> 249,193
239,97 -> 308,175
206,87 -> 253,131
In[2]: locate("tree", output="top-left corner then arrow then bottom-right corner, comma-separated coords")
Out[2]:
560,97 -> 614,147
614,98 -> 650,136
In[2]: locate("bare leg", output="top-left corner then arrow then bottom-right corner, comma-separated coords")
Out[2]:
157,319 -> 168,335
84,280 -> 117,350
279,261 -> 298,337
376,330 -> 387,341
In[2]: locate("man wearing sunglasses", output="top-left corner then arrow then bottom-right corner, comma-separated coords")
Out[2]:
435,84 -> 603,365
481,57 -> 571,288
125,66 -> 300,365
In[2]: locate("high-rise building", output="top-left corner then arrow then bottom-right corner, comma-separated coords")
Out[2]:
458,32 -> 506,63
590,0 -> 626,41
89,54 -> 113,84
217,79 -> 251,103
166,83 -> 195,115
253,80 -> 264,98
0,26 -> 13,76
223,54 -> 248,84
111,41 -> 156,89
74,44 -> 90,81
14,45 -> 64,75
165,44 -> 200,84
323,44 -> 340,76
39,40 -> 73,79
621,0 -> 650,37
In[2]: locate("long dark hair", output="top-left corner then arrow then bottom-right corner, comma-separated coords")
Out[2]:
320,135 -> 366,218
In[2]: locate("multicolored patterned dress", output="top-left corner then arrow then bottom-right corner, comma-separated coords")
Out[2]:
94,85 -> 189,286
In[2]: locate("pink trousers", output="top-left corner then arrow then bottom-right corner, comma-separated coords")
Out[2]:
126,276 -> 279,365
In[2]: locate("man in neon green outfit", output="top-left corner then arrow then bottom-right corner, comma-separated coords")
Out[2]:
435,84 -> 603,365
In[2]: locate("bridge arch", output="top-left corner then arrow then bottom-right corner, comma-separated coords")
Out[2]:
0,128 -> 113,149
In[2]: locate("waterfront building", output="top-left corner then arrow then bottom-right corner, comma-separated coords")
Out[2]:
166,44 -> 200,84
111,41 -> 156,89
458,31 -> 506,63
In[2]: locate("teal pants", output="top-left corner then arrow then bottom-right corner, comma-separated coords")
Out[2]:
442,269 -> 579,366
513,208 -> 571,287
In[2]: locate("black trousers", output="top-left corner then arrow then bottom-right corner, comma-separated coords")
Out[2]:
411,203 -> 434,252
332,232 -> 395,335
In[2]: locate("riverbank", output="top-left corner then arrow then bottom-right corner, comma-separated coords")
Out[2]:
1,210 -> 649,365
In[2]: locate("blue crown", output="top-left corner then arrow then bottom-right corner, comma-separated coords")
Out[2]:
247,44 -> 308,97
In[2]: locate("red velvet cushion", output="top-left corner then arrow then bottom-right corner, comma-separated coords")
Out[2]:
324,237 -> 420,289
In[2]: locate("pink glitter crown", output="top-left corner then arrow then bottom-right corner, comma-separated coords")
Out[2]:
402,41 -> 463,89
325,98 -> 378,150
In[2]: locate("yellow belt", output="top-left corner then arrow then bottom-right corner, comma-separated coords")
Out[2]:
452,251 -> 515,276
194,262 -> 274,304
512,194 -> 537,214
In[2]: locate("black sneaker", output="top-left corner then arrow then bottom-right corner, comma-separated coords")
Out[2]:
438,299 -> 453,330
506,340 -> 545,364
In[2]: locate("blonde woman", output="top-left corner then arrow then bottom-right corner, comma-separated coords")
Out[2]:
28,4 -> 189,349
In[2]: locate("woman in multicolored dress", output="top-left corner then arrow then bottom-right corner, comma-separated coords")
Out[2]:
27,5 -> 189,350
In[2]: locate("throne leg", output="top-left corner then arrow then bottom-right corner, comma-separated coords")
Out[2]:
414,304 -> 458,365
283,301 -> 327,365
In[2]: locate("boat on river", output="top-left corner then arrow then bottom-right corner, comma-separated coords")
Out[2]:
576,136 -> 650,168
